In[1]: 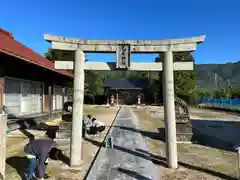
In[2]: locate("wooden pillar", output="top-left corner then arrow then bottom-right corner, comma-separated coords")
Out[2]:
41,84 -> 44,113
116,92 -> 119,105
62,87 -> 66,111
48,85 -> 53,120
0,114 -> 7,179
65,87 -> 68,102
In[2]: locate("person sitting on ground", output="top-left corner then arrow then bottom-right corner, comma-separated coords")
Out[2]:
67,106 -> 72,113
83,115 -> 98,135
24,139 -> 57,180
83,115 -> 106,135
63,101 -> 73,113
92,117 -> 105,133
83,115 -> 93,130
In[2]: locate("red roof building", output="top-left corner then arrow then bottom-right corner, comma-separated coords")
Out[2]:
0,28 -> 73,77
0,28 -> 72,125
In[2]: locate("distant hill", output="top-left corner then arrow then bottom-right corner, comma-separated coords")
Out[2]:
196,61 -> 240,88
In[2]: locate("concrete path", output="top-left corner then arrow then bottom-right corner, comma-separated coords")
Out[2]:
85,106 -> 158,180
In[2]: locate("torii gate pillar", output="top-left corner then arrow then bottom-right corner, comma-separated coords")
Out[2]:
70,49 -> 85,167
163,50 -> 177,168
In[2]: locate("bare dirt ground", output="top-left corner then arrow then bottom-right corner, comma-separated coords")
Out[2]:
133,106 -> 239,180
5,105 -> 118,180
147,105 -> 240,121
188,107 -> 240,121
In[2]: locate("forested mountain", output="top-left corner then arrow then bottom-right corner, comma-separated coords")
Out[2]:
196,61 -> 240,88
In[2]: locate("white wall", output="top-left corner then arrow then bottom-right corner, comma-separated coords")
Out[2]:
52,85 -> 64,111
3,78 -> 21,116
3,77 -> 44,117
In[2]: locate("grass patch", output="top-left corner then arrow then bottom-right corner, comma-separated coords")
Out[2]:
133,107 -> 238,180
191,112 -> 223,119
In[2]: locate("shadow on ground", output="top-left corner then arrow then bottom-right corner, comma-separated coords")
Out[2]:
6,152 -> 70,179
114,125 -> 162,141
136,148 -> 238,180
117,168 -> 152,180
115,118 -> 240,152
6,156 -> 28,179
190,119 -> 240,151
83,138 -> 153,180
85,137 -> 237,180
49,147 -> 70,166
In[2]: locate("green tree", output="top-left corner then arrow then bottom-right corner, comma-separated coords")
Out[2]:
214,88 -> 228,98
155,52 -> 196,103
44,49 -> 75,74
44,49 -> 104,97
231,88 -> 240,98
44,49 -> 75,62
85,71 -> 104,96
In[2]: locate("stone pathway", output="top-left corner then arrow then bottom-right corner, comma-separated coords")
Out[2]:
85,106 -> 158,180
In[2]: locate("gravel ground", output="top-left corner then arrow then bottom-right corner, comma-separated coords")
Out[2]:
133,106 -> 238,180
5,106 -> 118,180
86,106 -> 159,180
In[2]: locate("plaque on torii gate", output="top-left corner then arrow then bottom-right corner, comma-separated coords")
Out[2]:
116,44 -> 131,69
44,34 -> 205,169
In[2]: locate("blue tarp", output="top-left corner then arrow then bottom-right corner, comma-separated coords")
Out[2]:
200,98 -> 240,104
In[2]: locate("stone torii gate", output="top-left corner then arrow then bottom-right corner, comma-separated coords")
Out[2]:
44,34 -> 205,169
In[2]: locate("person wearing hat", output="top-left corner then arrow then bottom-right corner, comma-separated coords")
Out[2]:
24,139 -> 57,180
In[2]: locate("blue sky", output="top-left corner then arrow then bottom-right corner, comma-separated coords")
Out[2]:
1,0 -> 240,64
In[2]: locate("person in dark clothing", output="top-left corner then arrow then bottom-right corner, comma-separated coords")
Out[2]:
92,118 -> 105,133
83,115 -> 105,135
82,119 -> 86,138
24,139 -> 57,180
